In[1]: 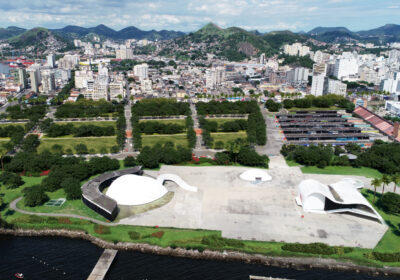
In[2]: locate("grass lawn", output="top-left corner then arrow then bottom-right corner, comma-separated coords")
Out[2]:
55,121 -> 116,128
301,166 -> 383,178
288,106 -> 340,112
139,119 -> 186,126
285,159 -> 301,167
141,134 -> 188,147
211,132 -> 247,146
38,137 -> 117,154
205,118 -> 246,126
362,189 -> 400,253
17,188 -> 108,222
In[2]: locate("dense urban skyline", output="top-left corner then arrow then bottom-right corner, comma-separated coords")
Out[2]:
0,0 -> 399,32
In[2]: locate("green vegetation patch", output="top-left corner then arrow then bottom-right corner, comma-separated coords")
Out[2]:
141,134 -> 188,148
38,137 -> 117,154
301,166 -> 383,178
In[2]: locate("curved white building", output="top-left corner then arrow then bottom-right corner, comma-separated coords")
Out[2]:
240,169 -> 272,182
296,179 -> 384,224
106,174 -> 168,206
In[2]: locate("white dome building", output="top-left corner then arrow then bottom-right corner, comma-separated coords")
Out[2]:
106,174 -> 168,206
239,169 -> 272,182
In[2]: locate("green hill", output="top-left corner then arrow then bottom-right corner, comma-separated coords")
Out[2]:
8,27 -> 51,48
171,23 -> 310,62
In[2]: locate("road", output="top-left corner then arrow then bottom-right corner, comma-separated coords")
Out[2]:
10,197 -> 117,226
256,106 -> 284,156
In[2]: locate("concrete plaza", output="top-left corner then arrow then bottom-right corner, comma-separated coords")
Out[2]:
118,156 -> 387,249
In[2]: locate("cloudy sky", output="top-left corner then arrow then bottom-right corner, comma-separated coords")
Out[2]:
0,0 -> 399,32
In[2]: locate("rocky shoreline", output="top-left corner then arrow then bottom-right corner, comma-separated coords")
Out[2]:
1,228 -> 399,277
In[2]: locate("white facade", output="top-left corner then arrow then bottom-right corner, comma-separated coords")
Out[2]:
327,79 -> 347,95
283,43 -> 310,57
140,79 -> 152,93
116,45 -> 134,60
311,75 -> 327,96
47,53 -> 56,68
75,70 -> 94,89
206,66 -> 226,89
287,67 -> 309,84
385,101 -> 400,116
334,53 -> 359,79
18,68 -> 27,88
133,63 -> 149,81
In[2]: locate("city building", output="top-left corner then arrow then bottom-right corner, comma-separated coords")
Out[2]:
313,63 -> 327,76
206,66 -> 226,89
334,53 -> 359,79
109,81 -> 125,101
283,43 -> 310,57
327,79 -> 347,95
133,63 -> 149,81
41,71 -> 56,93
286,67 -> 309,84
311,75 -> 327,96
385,101 -> 400,116
47,53 -> 56,68
29,69 -> 40,93
18,68 -> 28,89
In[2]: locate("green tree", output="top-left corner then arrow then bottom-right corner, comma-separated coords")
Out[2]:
370,178 -> 381,204
61,177 -> 82,200
382,175 -> 391,195
24,185 -> 49,207
391,174 -> 400,193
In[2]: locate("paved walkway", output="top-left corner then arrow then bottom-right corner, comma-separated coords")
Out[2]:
256,106 -> 284,156
10,197 -> 117,226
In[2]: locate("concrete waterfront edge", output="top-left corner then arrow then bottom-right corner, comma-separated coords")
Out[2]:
0,228 -> 399,278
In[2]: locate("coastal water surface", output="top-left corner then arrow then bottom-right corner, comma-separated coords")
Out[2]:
0,236 -> 396,280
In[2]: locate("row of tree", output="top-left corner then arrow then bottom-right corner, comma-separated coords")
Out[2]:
45,123 -> 115,138
199,117 -> 247,133
116,110 -> 126,150
196,101 -> 257,115
185,114 -> 196,149
55,99 -> 122,118
6,105 -> 47,122
281,141 -> 400,175
138,122 -> 185,135
132,98 -> 190,116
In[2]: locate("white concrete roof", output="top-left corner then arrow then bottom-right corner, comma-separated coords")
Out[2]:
106,174 -> 168,206
297,179 -> 384,224
240,169 -> 272,182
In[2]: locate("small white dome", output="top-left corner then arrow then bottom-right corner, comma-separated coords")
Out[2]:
240,169 -> 272,182
106,174 -> 168,205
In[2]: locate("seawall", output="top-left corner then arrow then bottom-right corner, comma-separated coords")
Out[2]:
0,228 -> 399,278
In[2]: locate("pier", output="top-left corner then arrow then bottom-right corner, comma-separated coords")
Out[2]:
249,276 -> 292,280
87,249 -> 118,280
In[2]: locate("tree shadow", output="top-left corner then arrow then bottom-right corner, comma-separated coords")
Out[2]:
385,220 -> 400,237
4,209 -> 15,217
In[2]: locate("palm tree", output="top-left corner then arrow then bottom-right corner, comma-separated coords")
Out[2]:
370,178 -> 381,204
391,174 -> 400,193
381,174 -> 391,195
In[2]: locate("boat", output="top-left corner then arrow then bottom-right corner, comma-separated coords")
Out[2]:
14,273 -> 24,279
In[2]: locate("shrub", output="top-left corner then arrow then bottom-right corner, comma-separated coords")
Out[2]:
61,177 -> 82,200
380,192 -> 400,214
46,217 -> 58,224
201,235 -> 244,248
151,231 -> 164,238
281,243 -> 336,255
214,141 -> 225,150
124,156 -> 138,167
94,224 -> 111,234
128,231 -> 141,240
371,252 -> 400,262
57,217 -> 72,224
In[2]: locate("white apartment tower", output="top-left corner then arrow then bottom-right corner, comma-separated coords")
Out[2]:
133,63 -> 149,81
311,75 -> 327,96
